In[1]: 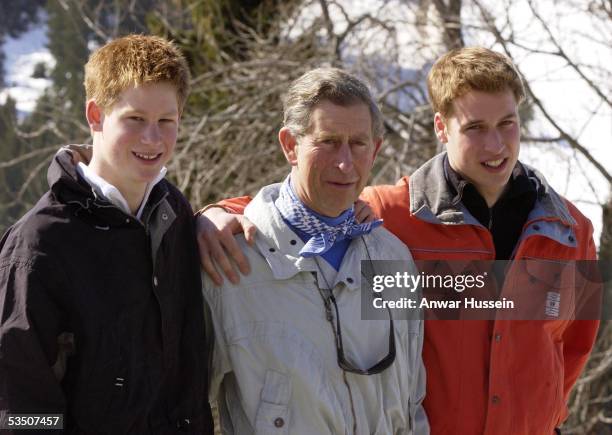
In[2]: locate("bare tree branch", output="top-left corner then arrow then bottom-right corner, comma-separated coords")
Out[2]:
526,0 -> 612,109
472,0 -> 612,186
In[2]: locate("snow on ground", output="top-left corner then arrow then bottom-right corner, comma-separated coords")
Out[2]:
0,18 -> 54,115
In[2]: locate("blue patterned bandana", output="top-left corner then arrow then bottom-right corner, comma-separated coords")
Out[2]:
274,176 -> 383,257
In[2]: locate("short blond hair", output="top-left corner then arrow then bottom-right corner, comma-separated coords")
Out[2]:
427,47 -> 525,116
84,34 -> 190,113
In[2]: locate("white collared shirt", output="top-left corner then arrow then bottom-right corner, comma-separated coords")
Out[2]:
76,162 -> 167,220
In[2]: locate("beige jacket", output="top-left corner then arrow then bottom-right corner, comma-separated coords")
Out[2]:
203,183 -> 429,434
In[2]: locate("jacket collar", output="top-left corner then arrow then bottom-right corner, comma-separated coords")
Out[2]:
444,154 -> 536,209
408,152 -> 479,225
48,144 -> 94,200
47,145 -> 170,226
408,152 -> 577,248
245,182 -> 364,291
409,152 -> 576,226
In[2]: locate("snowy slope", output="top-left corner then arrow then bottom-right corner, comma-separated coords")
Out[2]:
0,21 -> 54,116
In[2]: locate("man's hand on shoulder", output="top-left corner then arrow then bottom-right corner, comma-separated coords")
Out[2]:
197,206 -> 256,286
354,198 -> 377,223
196,198 -> 374,286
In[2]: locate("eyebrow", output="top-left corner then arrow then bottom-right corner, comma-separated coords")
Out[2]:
314,132 -> 371,141
461,112 -> 517,129
123,108 -> 179,117
159,110 -> 179,117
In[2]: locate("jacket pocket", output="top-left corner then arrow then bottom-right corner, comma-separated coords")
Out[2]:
254,370 -> 291,435
501,259 -> 576,323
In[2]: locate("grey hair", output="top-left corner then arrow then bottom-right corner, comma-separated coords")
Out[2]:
282,67 -> 384,139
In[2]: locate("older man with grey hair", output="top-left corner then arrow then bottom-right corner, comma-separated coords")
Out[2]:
203,67 -> 428,434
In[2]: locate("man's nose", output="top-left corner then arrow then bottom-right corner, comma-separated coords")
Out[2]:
142,123 -> 161,144
336,142 -> 354,173
484,129 -> 504,153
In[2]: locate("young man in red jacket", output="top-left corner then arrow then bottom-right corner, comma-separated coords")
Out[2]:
198,47 -> 599,434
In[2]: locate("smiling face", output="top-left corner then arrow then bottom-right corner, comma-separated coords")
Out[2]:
87,82 -> 179,205
279,100 -> 382,217
435,89 -> 521,206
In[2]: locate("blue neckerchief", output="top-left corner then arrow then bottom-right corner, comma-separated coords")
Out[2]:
285,212 -> 351,271
274,176 -> 383,258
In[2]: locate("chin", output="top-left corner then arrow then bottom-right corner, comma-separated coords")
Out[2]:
139,168 -> 163,179
320,203 -> 349,217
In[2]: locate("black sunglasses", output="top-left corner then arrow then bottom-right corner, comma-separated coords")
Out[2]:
314,239 -> 396,375
322,291 -> 396,375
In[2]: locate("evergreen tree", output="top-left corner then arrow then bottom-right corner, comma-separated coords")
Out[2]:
45,0 -> 91,123
0,97 -> 19,187
0,97 -> 27,231
0,1 -> 93,233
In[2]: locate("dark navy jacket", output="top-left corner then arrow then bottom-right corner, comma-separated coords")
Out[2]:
0,146 -> 213,434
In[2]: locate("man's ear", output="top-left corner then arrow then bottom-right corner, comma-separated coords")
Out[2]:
85,99 -> 104,132
279,127 -> 299,166
433,112 -> 448,143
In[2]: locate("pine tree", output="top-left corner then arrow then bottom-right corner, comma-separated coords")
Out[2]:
0,97 -> 28,231
45,0 -> 91,124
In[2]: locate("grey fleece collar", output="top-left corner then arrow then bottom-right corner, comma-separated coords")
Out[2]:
408,152 -> 576,227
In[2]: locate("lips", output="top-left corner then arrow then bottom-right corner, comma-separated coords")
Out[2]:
132,151 -> 162,161
327,180 -> 357,188
483,158 -> 504,168
481,157 -> 509,172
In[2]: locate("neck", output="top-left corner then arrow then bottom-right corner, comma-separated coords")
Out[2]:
295,190 -> 342,218
88,160 -> 147,214
121,185 -> 147,214
478,184 -> 508,208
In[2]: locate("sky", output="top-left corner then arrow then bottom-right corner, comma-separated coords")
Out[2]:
1,1 -> 610,244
